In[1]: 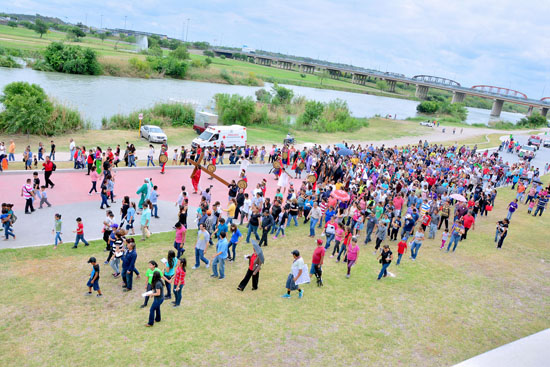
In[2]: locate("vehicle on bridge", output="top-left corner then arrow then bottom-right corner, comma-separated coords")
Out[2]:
527,135 -> 542,149
419,120 -> 435,127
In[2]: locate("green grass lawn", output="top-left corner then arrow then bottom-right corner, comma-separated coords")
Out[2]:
0,176 -> 549,366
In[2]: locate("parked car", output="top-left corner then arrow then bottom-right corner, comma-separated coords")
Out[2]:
518,145 -> 537,158
140,125 -> 167,143
419,120 -> 434,127
543,138 -> 550,148
527,135 -> 542,149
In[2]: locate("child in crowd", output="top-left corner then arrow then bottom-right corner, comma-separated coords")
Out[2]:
346,237 -> 360,278
330,222 -> 345,258
89,167 -> 99,195
150,186 -> 159,218
85,257 -> 102,297
528,200 -> 535,214
440,228 -> 449,250
396,239 -> 407,265
52,213 -> 62,249
73,217 -> 90,248
38,186 -> 52,209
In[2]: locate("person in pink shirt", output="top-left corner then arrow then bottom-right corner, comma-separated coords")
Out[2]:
393,194 -> 404,217
346,236 -> 360,279
89,168 -> 99,195
330,222 -> 345,258
173,222 -> 187,258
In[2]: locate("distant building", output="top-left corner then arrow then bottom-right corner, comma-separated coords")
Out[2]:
108,28 -> 167,39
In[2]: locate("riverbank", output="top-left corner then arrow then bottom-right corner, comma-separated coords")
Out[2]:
0,24 -> 529,116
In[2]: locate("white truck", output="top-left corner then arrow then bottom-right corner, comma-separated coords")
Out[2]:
191,125 -> 247,148
193,111 -> 218,133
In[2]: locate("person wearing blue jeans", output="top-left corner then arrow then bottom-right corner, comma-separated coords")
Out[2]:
447,221 -> 464,252
377,245 -> 393,280
409,228 -> 425,260
211,232 -> 229,279
74,234 -> 89,247
309,218 -> 319,236
289,214 -> 298,226
147,272 -> 164,327
307,202 -> 322,237
246,211 -> 261,243
247,224 -> 260,243
192,224 -> 210,269
122,240 -> 137,291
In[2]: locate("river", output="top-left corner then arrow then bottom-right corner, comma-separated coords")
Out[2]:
0,67 -> 525,128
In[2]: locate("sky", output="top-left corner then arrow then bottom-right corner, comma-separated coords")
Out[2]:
3,0 -> 550,97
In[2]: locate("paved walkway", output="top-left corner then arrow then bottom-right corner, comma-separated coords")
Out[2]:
0,164 -> 299,249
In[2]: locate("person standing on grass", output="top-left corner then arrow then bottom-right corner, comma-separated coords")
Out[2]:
145,271 -> 164,327
346,237 -> 360,279
85,257 -> 102,297
446,219 -> 464,253
227,224 -> 242,262
322,215 -> 337,250
336,226 -> 352,263
496,219 -> 509,249
409,226 -> 425,261
377,245 -> 393,280
42,156 -> 55,189
21,178 -> 35,214
506,199 -> 518,221
141,261 -> 163,309
122,239 -> 137,292
211,232 -> 229,280
140,201 -> 152,241
192,223 -> 210,269
102,211 -> 115,251
282,250 -> 306,299
395,240 -> 408,265
533,195 -> 548,217
310,239 -> 325,286
238,240 -> 263,291
307,202 -> 322,237
462,212 -> 475,240
258,209 -> 274,247
173,222 -> 187,258
172,257 -> 186,307
52,213 -> 62,249
163,250 -> 177,300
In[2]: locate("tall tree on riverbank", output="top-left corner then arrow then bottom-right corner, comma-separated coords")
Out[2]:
34,18 -> 48,38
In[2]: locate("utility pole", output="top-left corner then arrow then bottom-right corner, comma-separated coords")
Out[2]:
85,13 -> 87,27
124,15 -> 127,29
185,18 -> 190,42
100,14 -> 103,29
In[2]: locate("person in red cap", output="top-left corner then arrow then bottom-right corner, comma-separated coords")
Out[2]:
310,238 -> 325,286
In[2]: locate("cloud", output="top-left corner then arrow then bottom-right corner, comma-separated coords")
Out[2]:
4,0 -> 550,96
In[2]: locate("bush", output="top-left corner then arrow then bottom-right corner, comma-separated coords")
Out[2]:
215,94 -> 256,125
0,55 -> 21,68
44,42 -> 102,75
129,57 -> 151,73
0,82 -> 86,135
296,99 -> 365,132
204,57 -> 212,66
255,89 -> 272,103
297,101 -> 324,126
102,103 -> 195,129
7,21 -> 17,28
220,69 -> 235,84
272,83 -> 294,104
376,80 -> 387,91
203,50 -> 215,57
416,101 -> 439,114
147,56 -> 188,78
416,100 -> 467,121
517,113 -> 547,128
300,73 -> 306,78
30,59 -> 54,72
171,45 -> 189,60
220,55 -> 226,60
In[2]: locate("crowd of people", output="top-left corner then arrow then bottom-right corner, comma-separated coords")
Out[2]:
4,134 -> 549,327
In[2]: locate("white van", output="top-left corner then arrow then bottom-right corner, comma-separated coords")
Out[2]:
191,125 -> 247,149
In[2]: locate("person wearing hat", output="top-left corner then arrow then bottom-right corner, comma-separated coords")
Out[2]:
282,250 -> 306,299
86,257 -> 102,297
310,239 -> 325,286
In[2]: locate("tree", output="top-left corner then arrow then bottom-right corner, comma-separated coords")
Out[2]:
68,26 -> 86,40
34,19 -> 48,38
376,80 -> 387,91
44,42 -> 102,75
0,82 -> 53,135
318,70 -> 330,85
171,44 -> 189,60
7,21 -> 17,28
214,94 -> 256,125
98,33 -> 107,42
272,84 -> 294,104
416,101 -> 439,114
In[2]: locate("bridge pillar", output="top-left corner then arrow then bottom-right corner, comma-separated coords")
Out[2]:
415,85 -> 429,99
386,79 -> 396,93
527,106 -> 534,117
541,107 -> 549,118
490,99 -> 504,117
451,91 -> 466,104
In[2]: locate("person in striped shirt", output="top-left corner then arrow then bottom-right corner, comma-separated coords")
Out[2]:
21,178 -> 35,214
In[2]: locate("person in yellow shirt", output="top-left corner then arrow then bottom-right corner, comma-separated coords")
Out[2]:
8,140 -> 15,161
335,181 -> 343,190
222,198 -> 237,225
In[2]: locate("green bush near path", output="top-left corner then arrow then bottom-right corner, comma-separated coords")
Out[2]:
102,102 -> 195,130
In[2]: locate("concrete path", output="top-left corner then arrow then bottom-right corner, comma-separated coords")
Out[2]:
454,329 -> 550,367
0,164 -> 297,249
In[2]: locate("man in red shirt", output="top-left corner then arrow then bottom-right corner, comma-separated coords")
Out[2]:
396,240 -> 407,265
42,156 -> 55,188
420,213 -> 431,231
310,239 -> 325,286
462,212 -> 475,240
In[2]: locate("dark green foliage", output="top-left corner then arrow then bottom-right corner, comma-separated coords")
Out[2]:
272,84 -> 294,104
203,50 -> 215,57
7,21 -> 17,28
0,82 -> 86,135
214,94 -> 256,125
102,103 -> 195,129
43,42 -> 102,75
171,45 -> 189,60
0,55 -> 21,68
517,113 -> 547,128
146,56 -> 188,78
296,99 -> 366,132
417,100 -> 467,121
34,19 -> 48,38
416,101 -> 439,114
255,89 -> 272,103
